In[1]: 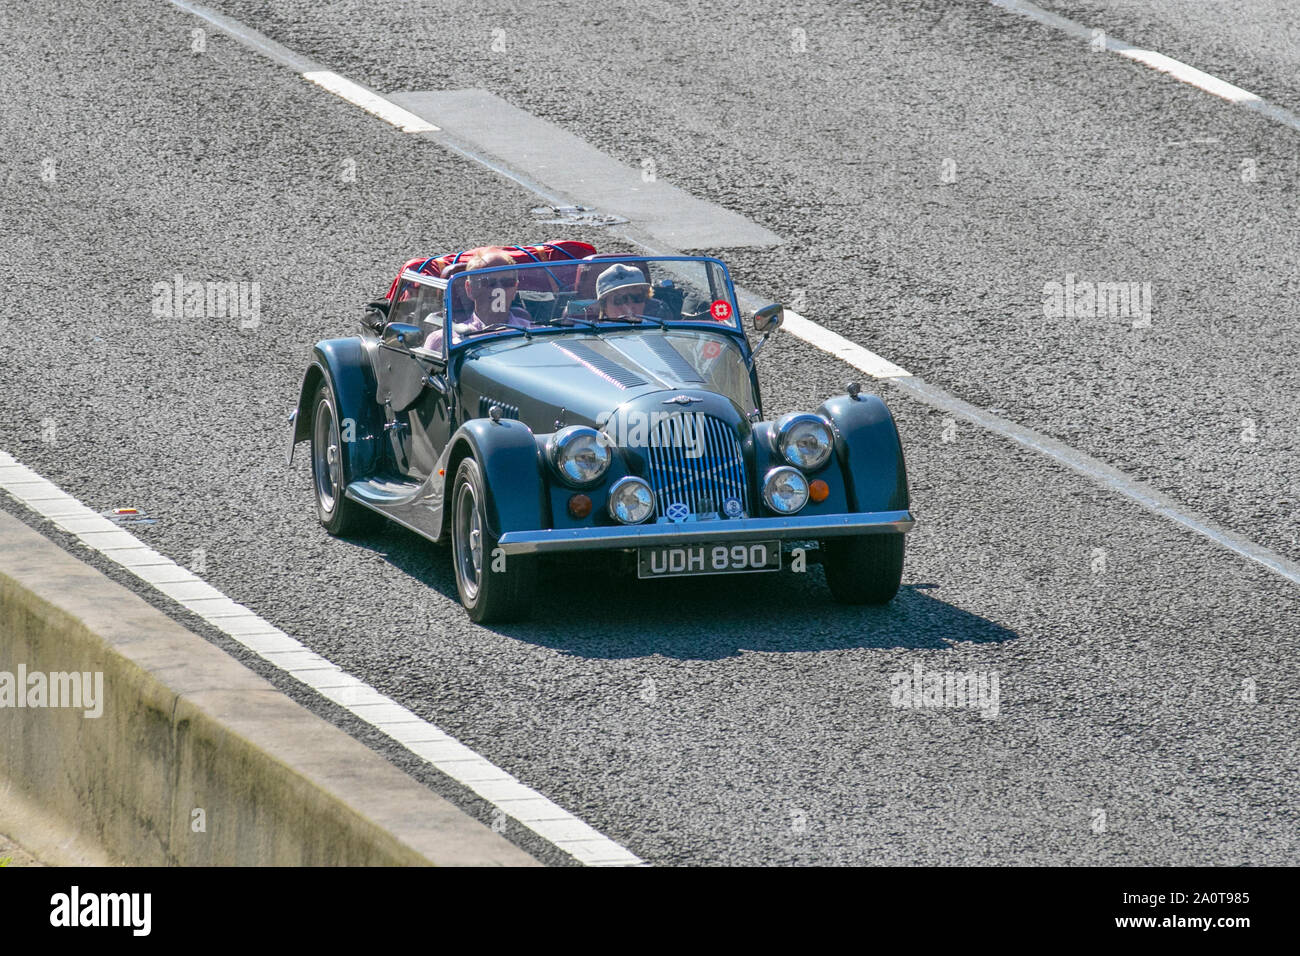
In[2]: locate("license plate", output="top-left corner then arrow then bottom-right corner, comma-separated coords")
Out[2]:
637,540 -> 781,579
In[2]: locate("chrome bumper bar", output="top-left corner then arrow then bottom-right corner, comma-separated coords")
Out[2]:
495,510 -> 915,555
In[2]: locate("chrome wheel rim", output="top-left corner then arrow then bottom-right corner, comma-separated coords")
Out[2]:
313,397 -> 341,514
453,480 -> 483,602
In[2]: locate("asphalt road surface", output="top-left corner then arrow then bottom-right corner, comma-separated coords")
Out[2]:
1,0 -> 1296,865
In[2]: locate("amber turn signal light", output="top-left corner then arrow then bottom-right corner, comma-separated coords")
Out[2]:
809,479 -> 830,503
567,494 -> 593,518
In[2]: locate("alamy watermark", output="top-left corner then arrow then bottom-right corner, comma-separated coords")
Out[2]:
890,663 -> 1000,719
50,886 -> 150,935
599,410 -> 710,459
151,273 -> 260,329
1042,273 -> 1152,328
0,665 -> 103,718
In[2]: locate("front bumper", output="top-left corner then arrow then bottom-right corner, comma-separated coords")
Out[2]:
494,509 -> 915,555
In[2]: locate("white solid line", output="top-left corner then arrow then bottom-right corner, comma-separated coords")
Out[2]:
0,455 -> 642,867
301,71 -> 439,134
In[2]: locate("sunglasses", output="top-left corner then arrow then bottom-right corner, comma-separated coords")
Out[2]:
610,292 -> 647,306
476,275 -> 518,288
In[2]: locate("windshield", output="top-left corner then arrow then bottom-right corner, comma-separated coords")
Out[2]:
442,257 -> 739,348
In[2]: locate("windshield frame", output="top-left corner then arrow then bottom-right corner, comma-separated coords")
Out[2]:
444,255 -> 745,352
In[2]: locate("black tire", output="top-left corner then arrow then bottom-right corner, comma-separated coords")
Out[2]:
450,457 -> 537,623
309,382 -> 379,536
821,533 -> 905,605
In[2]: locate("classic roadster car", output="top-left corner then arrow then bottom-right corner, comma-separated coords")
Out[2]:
288,241 -> 914,622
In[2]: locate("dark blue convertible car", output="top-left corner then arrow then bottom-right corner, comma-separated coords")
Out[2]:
288,242 -> 914,622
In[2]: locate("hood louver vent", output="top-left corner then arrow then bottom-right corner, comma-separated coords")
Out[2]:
644,335 -> 705,383
553,342 -> 647,389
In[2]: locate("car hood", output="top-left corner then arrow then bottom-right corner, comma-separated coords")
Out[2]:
457,329 -> 754,434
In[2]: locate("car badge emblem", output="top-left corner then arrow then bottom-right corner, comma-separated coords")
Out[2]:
663,395 -> 701,405
723,497 -> 744,518
665,502 -> 690,522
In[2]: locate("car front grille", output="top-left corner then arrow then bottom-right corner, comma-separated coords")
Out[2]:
642,414 -> 749,520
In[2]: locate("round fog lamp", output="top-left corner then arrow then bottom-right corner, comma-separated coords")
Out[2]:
763,466 -> 809,515
608,477 -> 654,524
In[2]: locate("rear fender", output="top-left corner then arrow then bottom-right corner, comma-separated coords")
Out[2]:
288,338 -> 385,479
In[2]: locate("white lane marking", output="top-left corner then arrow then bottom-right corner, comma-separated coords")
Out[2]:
165,3 -> 437,134
166,0 -> 320,73
780,311 -> 912,379
387,89 -> 780,249
894,380 -> 1300,588
990,0 -> 1300,133
301,71 -> 439,134
1116,49 -> 1259,104
0,450 -> 640,867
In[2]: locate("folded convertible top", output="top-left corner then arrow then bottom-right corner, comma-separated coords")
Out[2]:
384,240 -> 597,300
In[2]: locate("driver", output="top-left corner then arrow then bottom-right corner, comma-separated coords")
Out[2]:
425,248 -> 533,350
596,263 -> 656,320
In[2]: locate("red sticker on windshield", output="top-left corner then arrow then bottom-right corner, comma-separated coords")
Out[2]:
702,341 -> 722,359
709,299 -> 733,321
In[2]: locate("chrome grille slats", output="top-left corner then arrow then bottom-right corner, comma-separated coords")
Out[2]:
714,415 -> 747,508
703,414 -> 726,512
639,413 -> 747,520
685,418 -> 705,511
709,414 -> 745,510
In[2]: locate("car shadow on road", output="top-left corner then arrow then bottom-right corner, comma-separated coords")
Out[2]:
359,527 -> 1018,660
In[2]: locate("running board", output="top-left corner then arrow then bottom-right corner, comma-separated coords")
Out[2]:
345,475 -> 447,542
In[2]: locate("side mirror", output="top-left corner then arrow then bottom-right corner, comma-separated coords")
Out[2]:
752,303 -> 784,333
363,299 -> 390,333
382,322 -> 426,349
746,304 -> 784,371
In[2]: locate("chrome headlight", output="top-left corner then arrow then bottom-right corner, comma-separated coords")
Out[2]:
549,426 -> 611,486
608,476 -> 654,524
762,466 -> 809,514
775,413 -> 834,470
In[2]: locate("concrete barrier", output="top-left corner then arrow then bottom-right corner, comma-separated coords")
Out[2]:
0,509 -> 537,865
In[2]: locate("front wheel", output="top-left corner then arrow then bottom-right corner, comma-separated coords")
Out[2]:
450,457 -> 537,623
821,533 -> 905,605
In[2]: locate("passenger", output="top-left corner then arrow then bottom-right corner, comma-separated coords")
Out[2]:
425,248 -> 533,350
595,263 -> 656,320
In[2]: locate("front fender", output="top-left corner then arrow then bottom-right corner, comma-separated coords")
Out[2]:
819,392 -> 910,513
287,338 -> 385,479
440,418 -> 546,541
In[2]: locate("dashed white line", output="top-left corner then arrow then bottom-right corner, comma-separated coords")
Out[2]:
1116,49 -> 1259,104
302,71 -> 439,134
990,0 -> 1300,133
779,311 -> 913,379
0,451 -> 641,867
